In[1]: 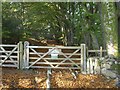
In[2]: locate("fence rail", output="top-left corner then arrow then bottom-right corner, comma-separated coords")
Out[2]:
88,50 -> 107,52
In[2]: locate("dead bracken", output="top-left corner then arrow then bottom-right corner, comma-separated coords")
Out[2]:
1,68 -> 116,89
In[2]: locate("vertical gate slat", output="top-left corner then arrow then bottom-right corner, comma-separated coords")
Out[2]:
87,58 -> 90,74
94,58 -> 98,74
17,43 -> 20,69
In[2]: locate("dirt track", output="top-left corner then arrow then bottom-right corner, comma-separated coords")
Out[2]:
1,68 -> 117,89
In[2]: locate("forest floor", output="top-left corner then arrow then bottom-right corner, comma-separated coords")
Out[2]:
1,68 -> 117,89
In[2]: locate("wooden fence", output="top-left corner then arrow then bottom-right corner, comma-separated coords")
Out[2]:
0,41 -> 107,74
87,47 -> 107,74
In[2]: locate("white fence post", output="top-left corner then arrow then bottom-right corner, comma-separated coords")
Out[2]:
81,44 -> 87,74
87,58 -> 90,74
17,43 -> 20,69
94,58 -> 98,74
46,68 -> 52,90
24,41 -> 29,69
18,41 -> 23,69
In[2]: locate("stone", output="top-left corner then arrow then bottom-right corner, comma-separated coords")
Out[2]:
101,68 -> 117,79
115,76 -> 120,87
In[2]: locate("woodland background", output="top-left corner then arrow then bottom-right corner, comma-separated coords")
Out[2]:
1,2 -> 120,57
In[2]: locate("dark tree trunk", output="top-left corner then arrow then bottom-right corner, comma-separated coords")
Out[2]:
118,17 -> 120,55
98,2 -> 107,50
66,3 -> 75,46
116,2 -> 120,56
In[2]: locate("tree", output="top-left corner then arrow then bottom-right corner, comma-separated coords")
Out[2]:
116,2 -> 120,58
2,2 -> 119,54
100,2 -> 118,56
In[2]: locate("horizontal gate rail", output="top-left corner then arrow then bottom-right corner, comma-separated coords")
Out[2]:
26,46 -> 81,49
0,45 -> 17,47
29,62 -> 81,65
29,66 -> 81,69
29,52 -> 81,55
0,51 -> 18,53
0,55 -> 18,58
29,57 -> 81,60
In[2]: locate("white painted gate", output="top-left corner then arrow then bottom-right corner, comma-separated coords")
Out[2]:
0,41 -> 107,74
23,41 -> 86,71
0,42 -> 23,69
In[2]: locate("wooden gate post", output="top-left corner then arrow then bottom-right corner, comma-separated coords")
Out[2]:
24,41 -> 29,69
18,41 -> 23,69
81,44 -> 87,74
100,46 -> 103,59
46,68 -> 52,90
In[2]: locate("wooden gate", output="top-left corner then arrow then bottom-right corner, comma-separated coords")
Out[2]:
0,41 -> 107,74
23,41 -> 86,72
0,42 -> 23,69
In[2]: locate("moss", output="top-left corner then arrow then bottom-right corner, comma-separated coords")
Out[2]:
111,64 -> 120,75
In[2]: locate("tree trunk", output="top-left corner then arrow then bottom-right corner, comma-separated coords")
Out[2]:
116,2 -> 120,57
0,2 -> 2,44
101,2 -> 118,56
98,2 -> 107,50
118,16 -> 120,57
